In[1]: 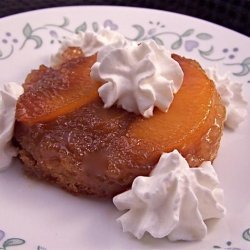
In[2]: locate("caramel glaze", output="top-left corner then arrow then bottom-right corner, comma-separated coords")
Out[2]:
15,100 -> 157,197
14,53 -> 225,197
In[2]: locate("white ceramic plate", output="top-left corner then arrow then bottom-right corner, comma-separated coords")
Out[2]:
0,6 -> 249,250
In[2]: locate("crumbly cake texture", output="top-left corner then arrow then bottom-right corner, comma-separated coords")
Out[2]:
14,52 -> 225,197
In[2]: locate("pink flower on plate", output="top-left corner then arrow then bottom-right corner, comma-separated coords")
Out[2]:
103,19 -> 118,30
185,40 -> 199,52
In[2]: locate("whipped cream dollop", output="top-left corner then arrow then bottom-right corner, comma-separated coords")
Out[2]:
0,82 -> 24,170
51,29 -> 128,65
113,150 -> 226,241
91,40 -> 184,117
206,67 -> 247,129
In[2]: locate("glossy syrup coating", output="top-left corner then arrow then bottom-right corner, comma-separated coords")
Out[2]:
16,54 -> 99,125
14,52 -> 226,197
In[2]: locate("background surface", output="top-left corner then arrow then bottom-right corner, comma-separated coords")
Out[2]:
0,0 -> 250,37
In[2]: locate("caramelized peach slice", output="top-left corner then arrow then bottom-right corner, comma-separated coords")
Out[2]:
23,65 -> 49,90
16,54 -> 99,125
127,54 -> 226,167
59,47 -> 84,64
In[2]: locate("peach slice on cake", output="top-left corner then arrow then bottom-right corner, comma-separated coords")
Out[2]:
16,54 -> 99,125
128,54 -> 226,167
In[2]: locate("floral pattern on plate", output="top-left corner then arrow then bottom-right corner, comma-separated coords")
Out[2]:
0,230 -> 47,250
0,17 -> 249,79
0,227 -> 250,249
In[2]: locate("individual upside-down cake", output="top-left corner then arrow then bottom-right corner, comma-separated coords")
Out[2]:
14,39 -> 226,197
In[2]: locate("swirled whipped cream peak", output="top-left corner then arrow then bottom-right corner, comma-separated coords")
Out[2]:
51,29 -> 128,65
0,82 -> 24,170
91,40 -> 184,117
206,66 -> 247,129
113,150 -> 226,241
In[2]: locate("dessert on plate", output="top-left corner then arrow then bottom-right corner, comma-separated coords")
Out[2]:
14,32 -> 225,198
0,29 -> 247,241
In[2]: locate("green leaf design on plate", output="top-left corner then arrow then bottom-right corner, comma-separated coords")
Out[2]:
199,46 -> 214,56
59,17 -> 70,28
92,22 -> 99,32
196,33 -> 213,40
181,29 -> 194,37
233,65 -> 249,76
3,238 -> 25,248
23,23 -> 33,38
152,36 -> 164,45
242,228 -> 250,241
199,46 -> 225,61
131,24 -> 145,41
171,38 -> 182,50
30,35 -> 43,49
225,57 -> 250,76
20,24 -> 43,50
75,22 -> 87,34
0,45 -> 14,60
242,57 -> 250,65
